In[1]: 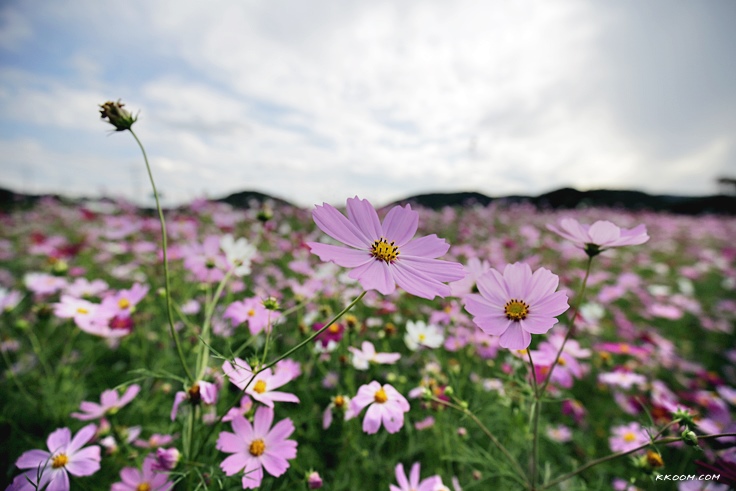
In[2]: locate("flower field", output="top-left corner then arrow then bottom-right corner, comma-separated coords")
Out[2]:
1,192 -> 735,490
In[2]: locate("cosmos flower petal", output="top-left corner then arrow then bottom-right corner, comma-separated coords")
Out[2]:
45,470 -> 69,491
306,242 -> 372,267
46,427 -> 71,454
395,463 -> 410,490
67,424 -> 97,454
312,202 -> 371,249
499,323 -> 532,350
381,204 -> 418,246
253,407 -> 274,438
231,415 -> 255,441
471,315 -> 512,336
363,403 -> 383,434
242,459 -> 264,489
409,462 -> 421,487
401,235 -> 450,258
524,267 -> 559,305
587,221 -> 620,245
266,419 -> 296,444
346,196 -> 383,241
476,270 -> 510,305
520,315 -> 557,335
398,256 -> 466,282
349,260 -> 396,295
15,449 -> 51,469
262,391 -> 301,404
217,431 -> 246,454
64,446 -> 101,476
503,262 -> 532,299
260,452 -> 290,478
392,261 -> 450,299
220,453 -> 248,476
531,291 -> 570,317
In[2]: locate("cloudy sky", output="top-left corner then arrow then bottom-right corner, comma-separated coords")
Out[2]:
1,1 -> 735,207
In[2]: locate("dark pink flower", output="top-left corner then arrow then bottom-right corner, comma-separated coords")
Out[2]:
10,424 -> 101,490
307,197 -> 465,299
464,262 -> 569,350
216,406 -> 298,489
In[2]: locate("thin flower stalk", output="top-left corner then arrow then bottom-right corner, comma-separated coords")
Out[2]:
196,268 -> 234,381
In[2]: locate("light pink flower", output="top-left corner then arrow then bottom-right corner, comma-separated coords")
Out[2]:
224,298 -> 280,335
223,358 -> 300,408
547,218 -> 649,256
349,341 -> 401,370
350,381 -> 410,434
307,196 -> 466,299
10,424 -> 101,490
390,462 -> 443,491
71,385 -> 140,421
464,262 -> 569,350
111,455 -> 173,491
217,406 -> 298,489
609,422 -> 649,453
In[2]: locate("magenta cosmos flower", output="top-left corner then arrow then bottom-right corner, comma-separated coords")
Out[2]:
547,218 -> 649,257
10,424 -> 101,491
71,384 -> 140,420
223,358 -> 300,408
391,462 -> 443,491
111,455 -> 174,491
307,197 -> 466,299
217,406 -> 298,489
464,262 -> 569,350
350,381 -> 410,434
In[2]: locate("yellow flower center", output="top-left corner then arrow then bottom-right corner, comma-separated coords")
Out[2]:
619,343 -> 630,353
374,388 -> 388,403
253,380 -> 267,394
328,324 -> 340,333
137,484 -> 152,491
249,438 -> 266,456
76,307 -> 89,314
334,395 -> 346,408
623,432 -> 636,442
418,334 -> 426,342
504,299 -> 529,321
52,453 -> 68,469
247,309 -> 256,317
370,238 -> 399,264
118,298 -> 130,309
557,357 -> 566,366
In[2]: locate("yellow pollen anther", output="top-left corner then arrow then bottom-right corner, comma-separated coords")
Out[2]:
623,432 -> 636,443
247,309 -> 256,317
374,388 -> 388,403
118,298 -> 130,309
76,307 -> 89,314
137,484 -> 152,491
558,357 -> 566,366
253,380 -> 267,394
329,324 -> 340,333
52,453 -> 68,468
504,299 -> 529,321
418,334 -> 426,342
249,439 -> 266,457
370,238 -> 400,264
334,395 -> 345,407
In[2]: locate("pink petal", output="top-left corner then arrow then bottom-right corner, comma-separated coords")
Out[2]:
253,406 -> 274,438
265,439 -> 298,460
266,418 -> 295,444
398,257 -> 466,282
67,424 -> 97,454
395,463 -> 409,489
44,469 -> 70,491
46,428 -> 71,454
241,459 -> 264,489
170,392 -> 187,421
231,415 -> 254,441
120,466 -> 143,486
312,202 -> 370,249
409,462 -> 421,488
520,315 -> 557,335
217,431 -> 246,454
502,263 -> 532,300
220,453 -> 248,476
65,446 -> 101,476
15,449 -> 51,469
524,267 -> 559,305
392,261 -> 450,299
381,405 -> 405,433
400,235 -> 450,258
363,403 -> 383,434
472,315 -> 511,336
118,385 -> 141,406
499,323 -> 531,349
260,452 -> 290,477
587,221 -> 620,246
476,269 -> 510,305
532,291 -> 569,317
346,196 -> 382,242
381,204 -> 418,246
306,243 -> 372,267
349,260 -> 396,295
99,389 -> 119,409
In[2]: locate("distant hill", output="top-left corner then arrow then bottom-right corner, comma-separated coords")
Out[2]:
1,186 -> 733,215
395,188 -> 736,215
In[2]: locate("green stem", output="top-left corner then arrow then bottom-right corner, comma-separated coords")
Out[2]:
539,255 -> 594,394
1,345 -> 37,405
196,269 -> 233,380
527,350 -> 540,489
128,129 -> 193,383
430,396 -> 530,487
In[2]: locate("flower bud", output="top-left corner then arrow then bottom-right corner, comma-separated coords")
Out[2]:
262,297 -> 280,311
99,100 -> 137,131
681,429 -> 698,447
306,471 -> 323,489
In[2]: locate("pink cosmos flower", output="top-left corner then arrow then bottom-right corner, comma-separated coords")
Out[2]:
307,196 -> 466,299
99,283 -> 149,318
111,454 -> 174,491
216,406 -> 298,489
71,385 -> 140,420
170,381 -> 218,421
224,298 -> 280,335
223,358 -> 300,408
349,341 -> 401,370
350,381 -> 410,434
390,462 -> 443,491
609,422 -> 650,453
322,394 -> 356,429
10,424 -> 101,490
547,218 -> 649,256
464,262 -> 569,350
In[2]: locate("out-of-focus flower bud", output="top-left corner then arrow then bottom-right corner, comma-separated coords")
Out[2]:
681,429 -> 698,447
262,297 -> 280,311
306,471 -> 323,489
152,447 -> 181,471
99,99 -> 137,131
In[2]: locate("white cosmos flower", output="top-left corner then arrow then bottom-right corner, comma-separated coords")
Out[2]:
220,234 -> 256,277
404,320 -> 444,351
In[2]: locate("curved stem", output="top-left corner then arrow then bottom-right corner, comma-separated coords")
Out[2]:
129,129 -> 193,383
527,350 -> 540,488
430,396 -> 530,487
196,269 -> 233,380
